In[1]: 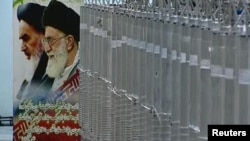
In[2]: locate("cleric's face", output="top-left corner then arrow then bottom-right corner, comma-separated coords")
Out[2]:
43,26 -> 68,78
19,20 -> 43,60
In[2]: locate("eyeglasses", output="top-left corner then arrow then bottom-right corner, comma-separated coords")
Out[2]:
42,35 -> 66,48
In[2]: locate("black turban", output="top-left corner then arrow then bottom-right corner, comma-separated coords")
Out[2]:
17,3 -> 46,33
42,0 -> 80,42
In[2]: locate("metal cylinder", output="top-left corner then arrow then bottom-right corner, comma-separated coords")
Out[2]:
198,19 -> 212,141
170,14 -> 182,141
188,17 -> 202,141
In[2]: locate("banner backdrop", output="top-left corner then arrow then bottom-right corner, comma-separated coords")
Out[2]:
13,1 -> 81,140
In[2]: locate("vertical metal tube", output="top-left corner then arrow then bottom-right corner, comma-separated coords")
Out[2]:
141,13 -> 148,141
131,14 -> 141,141
224,31 -> 237,124
170,15 -> 182,141
233,27 -> 241,125
138,13 -> 147,141
89,7 -> 94,73
152,18 -> 162,141
124,12 -> 132,141
93,8 -> 98,73
159,19 -> 167,141
180,16 -> 191,141
126,12 -> 133,141
210,26 -> 226,126
146,17 -> 155,141
188,17 -> 201,141
116,12 -> 123,90
115,12 -> 125,141
123,13 -> 129,93
120,12 -> 127,93
103,8 -> 113,141
126,13 -> 132,95
110,8 -> 121,141
198,19 -> 212,141
160,19 -> 173,141
111,11 -> 117,87
238,35 -> 250,124
95,9 -> 101,140
92,7 -> 99,139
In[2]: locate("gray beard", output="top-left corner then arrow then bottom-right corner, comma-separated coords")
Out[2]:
46,43 -> 68,78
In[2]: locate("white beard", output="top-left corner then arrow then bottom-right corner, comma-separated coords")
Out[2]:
46,42 -> 68,78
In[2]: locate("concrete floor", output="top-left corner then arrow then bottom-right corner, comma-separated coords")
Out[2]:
0,126 -> 13,141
